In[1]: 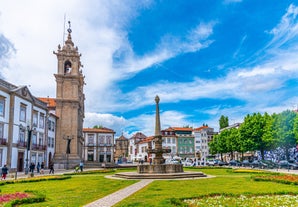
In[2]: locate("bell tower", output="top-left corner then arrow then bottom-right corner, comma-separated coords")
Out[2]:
53,22 -> 85,168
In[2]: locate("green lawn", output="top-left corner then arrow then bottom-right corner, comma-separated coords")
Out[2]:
0,171 -> 137,207
1,168 -> 298,207
114,168 -> 298,207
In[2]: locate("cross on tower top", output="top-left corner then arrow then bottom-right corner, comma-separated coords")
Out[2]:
67,21 -> 72,34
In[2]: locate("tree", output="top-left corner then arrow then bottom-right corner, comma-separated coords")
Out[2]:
225,128 -> 240,160
93,125 -> 103,129
239,113 -> 274,159
293,113 -> 298,143
209,131 -> 228,160
273,110 -> 297,160
219,115 -> 229,129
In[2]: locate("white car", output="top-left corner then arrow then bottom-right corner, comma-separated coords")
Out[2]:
206,159 -> 216,166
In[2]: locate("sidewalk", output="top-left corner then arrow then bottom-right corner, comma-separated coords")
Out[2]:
84,179 -> 153,207
4,168 -> 101,180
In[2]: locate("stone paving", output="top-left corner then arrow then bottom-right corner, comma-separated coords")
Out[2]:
83,179 -> 153,207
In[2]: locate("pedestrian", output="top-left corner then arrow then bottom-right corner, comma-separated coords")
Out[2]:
29,162 -> 35,173
79,161 -> 84,172
36,162 -> 40,173
1,164 -> 8,180
40,162 -> 44,174
49,162 -> 54,174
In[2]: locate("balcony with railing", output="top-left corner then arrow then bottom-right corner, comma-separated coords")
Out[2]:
31,144 -> 47,151
0,138 -> 7,145
17,141 -> 27,148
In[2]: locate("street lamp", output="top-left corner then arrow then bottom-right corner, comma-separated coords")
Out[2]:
20,124 -> 35,175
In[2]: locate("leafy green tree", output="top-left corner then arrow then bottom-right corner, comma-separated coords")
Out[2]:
226,128 -> 240,160
93,125 -> 103,129
272,110 -> 297,160
209,132 -> 228,160
239,113 -> 274,159
219,115 -> 229,129
293,114 -> 298,142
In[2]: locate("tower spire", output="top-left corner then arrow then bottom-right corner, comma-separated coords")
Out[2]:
65,20 -> 74,46
155,95 -> 161,136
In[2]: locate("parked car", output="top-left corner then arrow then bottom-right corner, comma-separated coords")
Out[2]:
278,160 -> 298,170
229,160 -> 241,166
241,160 -> 251,167
214,160 -> 228,166
206,159 -> 216,166
182,160 -> 193,166
251,160 -> 268,169
261,160 -> 279,169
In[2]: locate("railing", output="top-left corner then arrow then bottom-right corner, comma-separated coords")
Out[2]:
0,138 -> 7,145
31,144 -> 47,150
17,141 -> 27,147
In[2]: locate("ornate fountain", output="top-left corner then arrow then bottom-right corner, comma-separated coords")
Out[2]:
114,95 -> 206,179
137,95 -> 183,174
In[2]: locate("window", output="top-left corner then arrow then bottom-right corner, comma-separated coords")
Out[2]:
33,111 -> 38,127
106,135 -> 112,144
39,133 -> 44,146
0,97 -> 5,117
32,133 -> 37,145
88,134 -> 94,145
39,113 -> 45,129
48,137 -> 51,147
172,138 -> 176,144
0,123 -> 3,138
167,138 -> 171,143
20,104 -> 26,122
19,129 -> 25,143
31,153 -> 36,164
48,120 -> 55,131
99,135 -> 104,144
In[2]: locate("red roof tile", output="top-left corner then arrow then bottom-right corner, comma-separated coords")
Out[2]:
83,127 -> 115,134
38,97 -> 56,108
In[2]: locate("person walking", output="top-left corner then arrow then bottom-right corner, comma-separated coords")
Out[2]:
79,161 -> 84,172
49,162 -> 54,174
40,162 -> 44,174
1,164 -> 8,180
36,162 -> 40,173
29,162 -> 35,173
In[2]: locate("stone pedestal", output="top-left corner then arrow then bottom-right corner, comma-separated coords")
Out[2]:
137,164 -> 183,174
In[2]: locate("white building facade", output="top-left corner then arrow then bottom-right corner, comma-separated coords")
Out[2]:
193,125 -> 216,164
0,79 -> 57,172
83,127 -> 115,164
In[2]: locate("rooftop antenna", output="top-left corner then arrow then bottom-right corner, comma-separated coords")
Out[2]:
62,13 -> 66,45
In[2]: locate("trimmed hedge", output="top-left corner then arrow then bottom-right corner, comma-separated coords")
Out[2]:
0,175 -> 71,186
65,169 -> 115,175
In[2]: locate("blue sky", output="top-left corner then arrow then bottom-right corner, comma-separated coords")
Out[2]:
1,0 -> 298,137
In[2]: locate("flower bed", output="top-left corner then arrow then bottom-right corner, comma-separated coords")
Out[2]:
0,191 -> 45,206
0,192 -> 30,204
184,194 -> 298,207
232,168 -> 267,174
253,174 -> 298,185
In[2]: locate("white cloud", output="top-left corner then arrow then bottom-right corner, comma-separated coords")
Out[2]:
127,110 -> 189,137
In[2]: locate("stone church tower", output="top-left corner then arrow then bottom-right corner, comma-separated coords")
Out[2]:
53,23 -> 85,168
